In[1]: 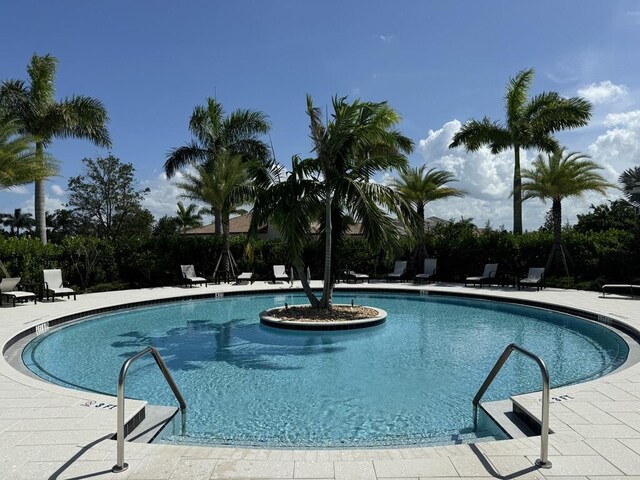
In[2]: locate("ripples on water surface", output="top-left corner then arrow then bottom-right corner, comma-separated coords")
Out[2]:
23,292 -> 628,447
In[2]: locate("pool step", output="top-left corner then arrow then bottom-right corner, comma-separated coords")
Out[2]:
480,399 -> 536,439
125,405 -> 179,443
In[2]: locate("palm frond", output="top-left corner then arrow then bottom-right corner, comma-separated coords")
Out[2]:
449,118 -> 510,153
53,95 -> 111,147
0,119 -> 58,187
27,54 -> 58,108
505,68 -> 534,124
521,148 -> 616,203
619,166 -> 640,206
164,142 -> 207,178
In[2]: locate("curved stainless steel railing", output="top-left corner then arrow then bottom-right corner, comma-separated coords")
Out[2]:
113,346 -> 187,473
473,343 -> 552,469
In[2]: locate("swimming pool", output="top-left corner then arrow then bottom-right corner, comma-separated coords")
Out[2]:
22,292 -> 629,447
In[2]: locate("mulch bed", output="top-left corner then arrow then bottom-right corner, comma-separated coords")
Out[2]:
268,305 -> 379,322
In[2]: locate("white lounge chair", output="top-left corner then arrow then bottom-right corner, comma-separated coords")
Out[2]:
343,270 -> 369,283
235,272 -> 256,285
465,263 -> 499,287
387,261 -> 407,282
180,265 -> 208,287
415,258 -> 437,284
601,281 -> 640,298
518,267 -> 545,291
0,277 -> 37,307
272,265 -> 290,283
43,269 -> 76,301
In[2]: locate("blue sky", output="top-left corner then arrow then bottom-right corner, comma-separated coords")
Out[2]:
2,0 -> 640,230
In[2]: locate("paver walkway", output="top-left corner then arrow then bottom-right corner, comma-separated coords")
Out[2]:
1,281 -> 640,479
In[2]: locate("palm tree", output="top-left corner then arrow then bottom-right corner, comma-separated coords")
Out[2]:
521,148 -> 615,275
176,153 -> 255,274
252,95 -> 414,308
389,165 -> 465,271
449,68 -> 592,234
0,119 -> 57,189
175,201 -> 203,233
390,165 -> 465,237
1,208 -> 35,236
619,166 -> 640,207
164,97 -> 271,235
0,53 -> 111,244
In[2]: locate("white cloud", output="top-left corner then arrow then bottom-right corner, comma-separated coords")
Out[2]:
20,195 -> 66,215
577,81 -> 628,105
589,109 -> 640,180
2,185 -> 29,195
415,120 -> 539,229
378,34 -> 395,43
141,171 -> 209,221
50,184 -> 65,196
625,11 -> 640,25
603,110 -> 640,128
412,119 -> 622,231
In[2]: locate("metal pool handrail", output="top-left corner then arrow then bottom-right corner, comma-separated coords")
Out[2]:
473,343 -> 552,469
113,346 -> 187,473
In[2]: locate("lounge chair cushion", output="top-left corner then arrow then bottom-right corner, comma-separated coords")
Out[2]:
387,261 -> 407,280
236,272 -> 255,284
345,270 -> 369,283
1,290 -> 37,306
43,269 -> 77,300
518,268 -> 545,290
415,259 -> 437,282
465,264 -> 499,286
0,277 -> 21,293
273,265 -> 289,281
180,265 -> 207,285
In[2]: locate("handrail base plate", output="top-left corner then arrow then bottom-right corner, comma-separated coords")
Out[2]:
112,463 -> 129,473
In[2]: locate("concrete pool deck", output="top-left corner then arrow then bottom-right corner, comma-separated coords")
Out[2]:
1,281 -> 640,480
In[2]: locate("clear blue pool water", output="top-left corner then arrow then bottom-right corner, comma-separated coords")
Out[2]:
23,292 -> 628,447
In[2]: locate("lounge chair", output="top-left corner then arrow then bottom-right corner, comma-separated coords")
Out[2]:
343,270 -> 370,283
0,277 -> 37,307
180,265 -> 208,287
601,281 -> 640,298
272,265 -> 290,283
465,263 -> 499,287
518,267 -> 545,291
387,261 -> 407,282
415,258 -> 437,284
235,272 -> 256,285
43,269 -> 76,301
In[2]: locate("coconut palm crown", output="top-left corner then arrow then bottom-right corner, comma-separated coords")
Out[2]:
164,98 -> 271,235
0,53 -> 111,244
449,68 -> 592,235
175,201 -> 203,233
252,95 -> 414,308
521,148 -> 615,274
389,165 -> 465,238
619,166 -> 640,207
176,152 -> 263,274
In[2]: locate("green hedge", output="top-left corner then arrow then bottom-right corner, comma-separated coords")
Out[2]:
1,225 -> 638,292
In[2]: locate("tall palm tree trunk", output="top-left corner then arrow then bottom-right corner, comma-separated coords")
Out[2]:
34,142 -> 47,244
320,189 -> 333,309
552,199 -> 562,250
295,262 -> 320,308
416,203 -> 426,272
545,198 -> 569,276
513,145 -> 523,235
221,216 -> 230,274
214,210 -> 222,236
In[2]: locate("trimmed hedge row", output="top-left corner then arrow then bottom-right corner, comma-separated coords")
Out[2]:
1,223 -> 638,292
